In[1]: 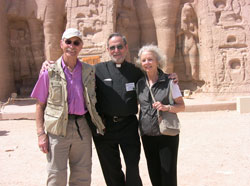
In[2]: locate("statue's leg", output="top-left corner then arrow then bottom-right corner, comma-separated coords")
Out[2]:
43,0 -> 66,60
150,0 -> 181,73
135,0 -> 157,46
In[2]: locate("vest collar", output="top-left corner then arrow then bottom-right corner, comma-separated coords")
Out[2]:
81,61 -> 93,85
157,69 -> 167,82
53,57 -> 66,80
144,68 -> 166,84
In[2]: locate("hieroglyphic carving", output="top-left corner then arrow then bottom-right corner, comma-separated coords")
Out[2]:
210,0 -> 245,26
206,0 -> 249,95
218,29 -> 247,48
217,49 -> 247,84
218,0 -> 243,25
67,0 -> 108,58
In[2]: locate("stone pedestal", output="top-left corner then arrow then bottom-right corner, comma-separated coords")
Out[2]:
237,96 -> 250,113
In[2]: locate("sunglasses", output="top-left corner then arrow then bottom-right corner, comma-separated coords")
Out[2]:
109,44 -> 124,51
65,39 -> 81,46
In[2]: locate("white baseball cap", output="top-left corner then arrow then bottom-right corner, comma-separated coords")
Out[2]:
62,28 -> 82,41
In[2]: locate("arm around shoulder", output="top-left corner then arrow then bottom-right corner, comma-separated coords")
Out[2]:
169,97 -> 185,113
169,81 -> 185,113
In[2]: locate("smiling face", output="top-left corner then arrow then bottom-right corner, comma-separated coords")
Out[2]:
140,51 -> 159,73
60,36 -> 83,58
107,36 -> 128,64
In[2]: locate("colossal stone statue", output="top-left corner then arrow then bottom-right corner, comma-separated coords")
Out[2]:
135,0 -> 181,73
42,0 -> 67,60
116,0 -> 140,61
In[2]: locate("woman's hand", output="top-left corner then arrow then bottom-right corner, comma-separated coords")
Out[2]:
152,101 -> 170,112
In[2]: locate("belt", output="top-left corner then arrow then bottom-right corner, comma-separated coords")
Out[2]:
68,114 -> 84,140
68,114 -> 84,120
104,115 -> 132,123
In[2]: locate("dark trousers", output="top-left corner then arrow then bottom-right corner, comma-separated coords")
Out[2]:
93,115 -> 142,186
141,135 -> 179,186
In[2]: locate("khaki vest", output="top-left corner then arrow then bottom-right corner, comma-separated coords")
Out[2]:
44,57 -> 105,137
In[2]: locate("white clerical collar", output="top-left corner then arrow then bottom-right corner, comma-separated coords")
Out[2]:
116,63 -> 121,68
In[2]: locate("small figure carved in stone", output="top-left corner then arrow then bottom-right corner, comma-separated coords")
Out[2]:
178,2 -> 199,81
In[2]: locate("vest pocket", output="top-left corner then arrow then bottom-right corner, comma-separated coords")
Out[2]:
48,81 -> 62,105
44,105 -> 64,136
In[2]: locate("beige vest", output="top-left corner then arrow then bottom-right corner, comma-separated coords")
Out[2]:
44,57 -> 105,137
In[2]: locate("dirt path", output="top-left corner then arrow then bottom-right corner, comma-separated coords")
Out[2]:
1,110 -> 250,186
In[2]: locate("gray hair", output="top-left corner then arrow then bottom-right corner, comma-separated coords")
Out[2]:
135,44 -> 166,70
107,32 -> 127,47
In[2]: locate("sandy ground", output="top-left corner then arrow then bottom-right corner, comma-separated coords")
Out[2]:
1,110 -> 250,186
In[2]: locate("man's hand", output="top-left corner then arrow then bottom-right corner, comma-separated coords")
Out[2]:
40,60 -> 55,74
38,133 -> 49,153
169,73 -> 179,84
35,101 -> 48,153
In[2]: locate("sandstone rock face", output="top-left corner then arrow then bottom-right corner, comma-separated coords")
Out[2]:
0,0 -> 15,99
0,0 -> 249,100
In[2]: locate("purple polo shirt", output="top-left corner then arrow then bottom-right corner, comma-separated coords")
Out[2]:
31,59 -> 88,115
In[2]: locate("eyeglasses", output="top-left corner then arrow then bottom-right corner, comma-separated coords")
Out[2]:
109,44 -> 124,51
65,39 -> 81,46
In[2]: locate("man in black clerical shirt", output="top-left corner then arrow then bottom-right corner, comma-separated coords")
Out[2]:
93,33 -> 143,186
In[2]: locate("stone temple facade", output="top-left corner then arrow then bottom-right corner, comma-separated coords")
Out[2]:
0,0 -> 250,100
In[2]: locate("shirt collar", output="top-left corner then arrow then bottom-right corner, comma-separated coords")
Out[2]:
61,58 -> 81,72
111,60 -> 127,68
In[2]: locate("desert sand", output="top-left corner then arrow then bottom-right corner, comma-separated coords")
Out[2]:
1,110 -> 250,186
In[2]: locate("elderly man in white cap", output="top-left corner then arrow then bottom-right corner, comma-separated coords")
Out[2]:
31,28 -> 105,186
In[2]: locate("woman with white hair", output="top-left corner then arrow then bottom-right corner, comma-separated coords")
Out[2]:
136,44 -> 185,186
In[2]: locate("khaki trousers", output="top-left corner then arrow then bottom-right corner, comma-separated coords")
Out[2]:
46,116 -> 92,186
